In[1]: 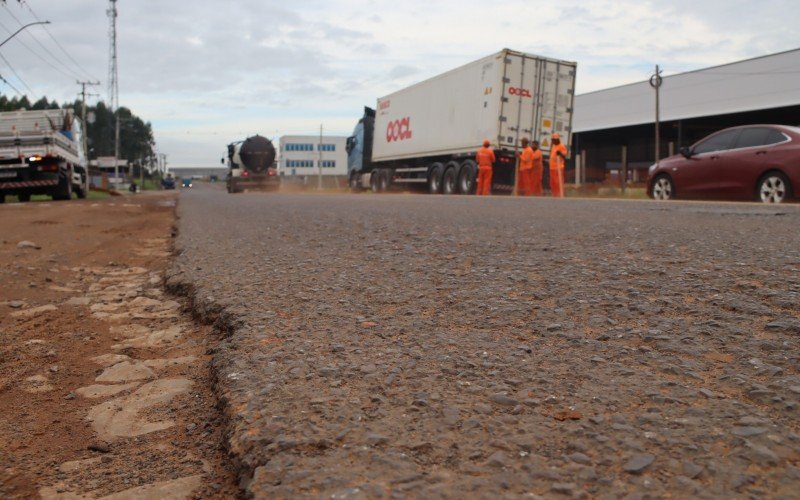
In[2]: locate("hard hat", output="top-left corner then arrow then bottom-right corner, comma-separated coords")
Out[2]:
483,139 -> 491,147
552,133 -> 560,140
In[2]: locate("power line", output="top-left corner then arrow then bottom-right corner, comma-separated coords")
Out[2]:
0,52 -> 36,97
0,73 -> 23,96
18,0 -> 98,82
0,3 -> 85,81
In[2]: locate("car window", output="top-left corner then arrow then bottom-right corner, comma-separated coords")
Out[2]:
764,129 -> 787,145
735,128 -> 770,148
693,129 -> 740,154
734,127 -> 787,148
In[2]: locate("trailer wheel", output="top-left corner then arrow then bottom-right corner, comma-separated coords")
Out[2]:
18,193 -> 31,202
458,160 -> 477,194
428,163 -> 444,194
0,193 -> 5,203
442,166 -> 457,195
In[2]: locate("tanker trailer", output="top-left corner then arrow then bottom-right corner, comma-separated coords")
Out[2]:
223,135 -> 279,193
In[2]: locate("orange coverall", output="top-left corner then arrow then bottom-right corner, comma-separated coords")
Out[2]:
549,143 -> 567,197
475,146 -> 496,195
531,148 -> 544,195
518,146 -> 534,196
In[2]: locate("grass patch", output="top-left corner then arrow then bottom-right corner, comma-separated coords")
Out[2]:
87,190 -> 111,200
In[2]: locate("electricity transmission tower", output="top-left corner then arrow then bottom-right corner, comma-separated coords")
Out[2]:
107,0 -> 120,186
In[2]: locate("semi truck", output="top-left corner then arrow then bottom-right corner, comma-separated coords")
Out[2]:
0,109 -> 88,202
346,48 -> 577,194
223,135 -> 279,193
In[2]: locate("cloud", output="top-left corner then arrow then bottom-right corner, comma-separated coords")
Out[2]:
0,0 -> 796,167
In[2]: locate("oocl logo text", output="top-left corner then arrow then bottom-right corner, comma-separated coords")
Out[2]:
508,87 -> 532,98
386,117 -> 413,142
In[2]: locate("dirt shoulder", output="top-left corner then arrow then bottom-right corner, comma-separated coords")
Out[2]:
0,193 -> 238,499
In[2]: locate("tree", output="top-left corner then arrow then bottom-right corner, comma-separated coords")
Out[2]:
0,92 -> 156,168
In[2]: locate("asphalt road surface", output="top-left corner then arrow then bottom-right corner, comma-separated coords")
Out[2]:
170,184 -> 800,498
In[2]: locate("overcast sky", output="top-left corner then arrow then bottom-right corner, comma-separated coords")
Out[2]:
0,0 -> 797,168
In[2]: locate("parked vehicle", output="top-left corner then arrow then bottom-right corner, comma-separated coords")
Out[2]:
648,125 -> 800,203
161,175 -> 176,190
0,109 -> 88,202
223,135 -> 279,193
346,48 -> 577,194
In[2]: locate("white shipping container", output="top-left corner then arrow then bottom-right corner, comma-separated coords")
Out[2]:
373,48 -> 577,163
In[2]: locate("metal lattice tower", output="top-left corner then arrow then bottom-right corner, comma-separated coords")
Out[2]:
107,0 -> 120,183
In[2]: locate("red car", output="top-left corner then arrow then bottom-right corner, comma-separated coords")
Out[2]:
648,124 -> 800,203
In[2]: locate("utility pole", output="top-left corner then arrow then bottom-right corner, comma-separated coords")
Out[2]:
107,0 -> 120,188
77,80 -> 100,163
317,124 -> 323,190
650,65 -> 663,169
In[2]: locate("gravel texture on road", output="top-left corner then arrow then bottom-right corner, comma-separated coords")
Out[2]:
169,185 -> 800,498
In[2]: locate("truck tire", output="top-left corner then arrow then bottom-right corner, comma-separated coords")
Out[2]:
442,162 -> 459,194
458,160 -> 477,194
349,173 -> 362,192
370,171 -> 379,193
75,180 -> 87,199
52,171 -> 73,201
428,163 -> 444,194
377,169 -> 391,192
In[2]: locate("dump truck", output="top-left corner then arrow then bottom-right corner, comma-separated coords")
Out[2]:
346,48 -> 577,194
223,135 -> 279,193
0,109 -> 88,202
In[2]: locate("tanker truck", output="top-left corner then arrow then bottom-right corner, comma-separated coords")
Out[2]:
223,135 -> 279,193
346,48 -> 577,194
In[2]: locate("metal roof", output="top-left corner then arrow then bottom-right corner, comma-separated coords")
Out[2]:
573,48 -> 800,133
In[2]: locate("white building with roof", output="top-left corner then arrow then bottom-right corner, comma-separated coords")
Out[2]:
571,48 -> 800,182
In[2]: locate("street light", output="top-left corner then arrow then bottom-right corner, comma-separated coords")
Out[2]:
0,21 -> 51,49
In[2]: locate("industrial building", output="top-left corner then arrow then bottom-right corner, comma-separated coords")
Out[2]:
279,135 -> 348,179
571,48 -> 800,183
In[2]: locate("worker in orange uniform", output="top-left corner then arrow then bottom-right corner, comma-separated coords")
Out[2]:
475,139 -> 495,195
549,133 -> 567,197
530,140 -> 544,196
517,138 -> 534,196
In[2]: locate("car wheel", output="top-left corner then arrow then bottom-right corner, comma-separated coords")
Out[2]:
757,171 -> 791,203
651,175 -> 674,200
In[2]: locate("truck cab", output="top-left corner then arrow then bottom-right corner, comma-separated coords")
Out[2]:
345,107 -> 376,191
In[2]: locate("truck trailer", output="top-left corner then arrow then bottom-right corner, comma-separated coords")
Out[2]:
346,48 -> 577,194
0,109 -> 88,202
224,135 -> 279,193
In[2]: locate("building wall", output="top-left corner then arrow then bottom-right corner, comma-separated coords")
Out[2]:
279,135 -> 347,177
570,49 -> 800,184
